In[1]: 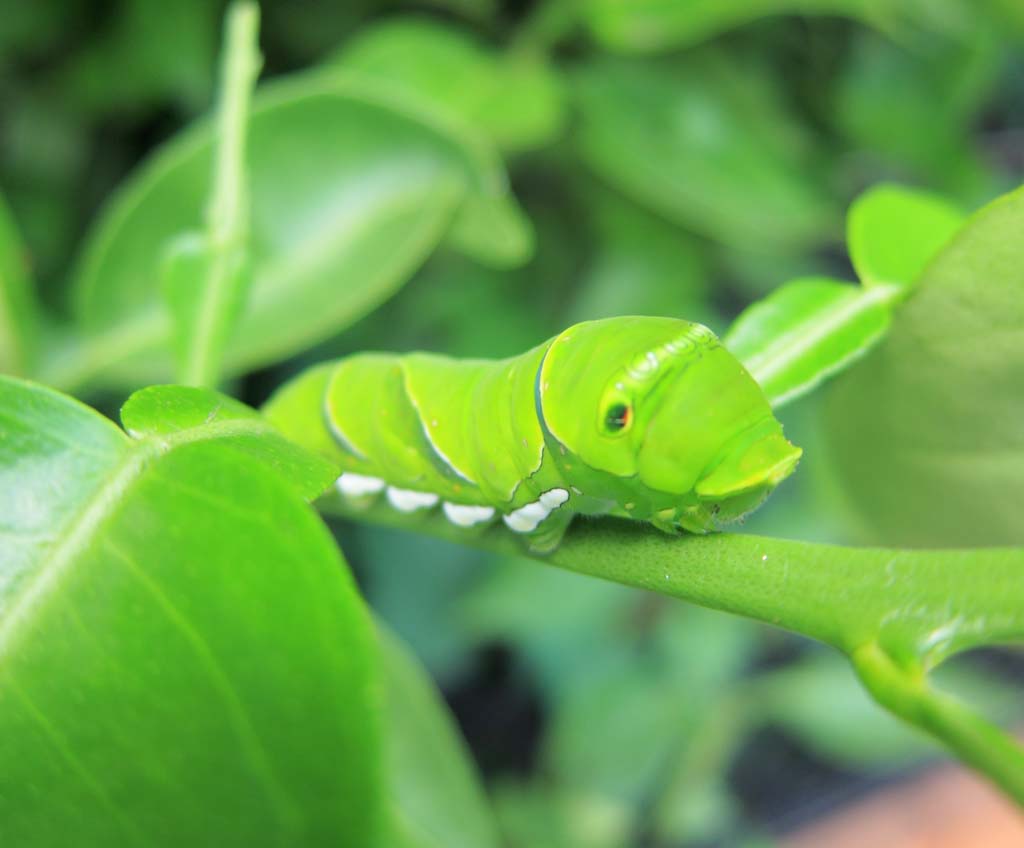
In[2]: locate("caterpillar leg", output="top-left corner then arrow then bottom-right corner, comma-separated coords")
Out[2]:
501,487 -> 572,553
523,510 -> 573,554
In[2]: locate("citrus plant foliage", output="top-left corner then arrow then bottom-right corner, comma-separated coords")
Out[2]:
1,1 -> 1023,844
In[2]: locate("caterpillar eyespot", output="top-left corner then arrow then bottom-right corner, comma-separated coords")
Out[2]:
265,317 -> 802,553
604,403 -> 631,433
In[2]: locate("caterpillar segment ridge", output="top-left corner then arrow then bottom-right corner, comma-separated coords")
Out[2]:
264,316 -> 802,552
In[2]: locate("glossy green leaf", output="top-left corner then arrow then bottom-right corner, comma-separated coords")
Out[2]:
582,0 -> 884,53
332,17 -> 565,152
378,624 -> 501,848
724,277 -> 895,408
571,56 -> 835,250
826,183 -> 1024,547
0,191 -> 37,376
847,184 -> 965,290
0,378 -> 382,845
120,384 -> 339,501
47,75 -> 528,392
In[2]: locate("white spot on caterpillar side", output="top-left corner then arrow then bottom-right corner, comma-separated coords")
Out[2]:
337,473 -> 385,497
539,488 -> 569,509
387,487 -> 439,512
443,502 -> 495,527
503,488 -> 570,534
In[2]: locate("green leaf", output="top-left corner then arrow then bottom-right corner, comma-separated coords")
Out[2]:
120,383 -> 338,501
725,184 -> 966,408
47,74 -> 528,392
57,0 -> 217,113
0,378 -> 382,844
568,189 -> 712,326
161,232 -> 252,386
378,624 -> 501,848
847,184 -> 965,290
832,27 -> 1001,198
332,17 -> 565,153
725,277 -> 895,408
571,55 -> 835,250
0,191 -> 37,376
582,0 -> 886,53
825,183 -> 1024,546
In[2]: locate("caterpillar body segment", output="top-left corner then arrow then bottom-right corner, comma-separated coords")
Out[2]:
264,317 -> 802,551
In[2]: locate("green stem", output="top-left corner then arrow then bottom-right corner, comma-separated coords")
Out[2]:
852,642 -> 1024,805
181,1 -> 261,388
329,502 -> 1024,662
321,501 -> 1024,804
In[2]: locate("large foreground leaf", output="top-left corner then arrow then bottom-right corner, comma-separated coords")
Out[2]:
0,379 -> 382,845
378,625 -> 501,848
825,183 -> 1024,546
47,74 -> 528,391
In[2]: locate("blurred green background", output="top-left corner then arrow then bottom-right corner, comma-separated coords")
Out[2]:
4,0 -> 1023,844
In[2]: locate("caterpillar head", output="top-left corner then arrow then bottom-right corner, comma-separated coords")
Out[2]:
538,317 -> 801,523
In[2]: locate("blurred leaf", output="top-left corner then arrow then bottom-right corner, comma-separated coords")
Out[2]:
333,17 -> 565,152
459,556 -> 638,698
358,528 -> 486,680
54,75 -> 529,391
833,26 -> 1003,198
571,55 -> 835,250
543,607 -> 756,808
0,190 -> 37,375
378,624 -> 501,848
492,780 -> 631,848
59,0 -> 217,113
725,277 -> 894,408
569,189 -> 713,326
825,183 -> 1024,546
847,183 -> 965,290
582,0 -> 884,53
546,661 -> 688,802
162,232 -> 251,385
0,378 -> 383,844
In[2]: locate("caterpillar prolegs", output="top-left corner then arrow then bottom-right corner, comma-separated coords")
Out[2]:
264,317 -> 801,552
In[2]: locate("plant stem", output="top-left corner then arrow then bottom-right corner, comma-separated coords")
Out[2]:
852,642 -> 1024,805
180,1 -> 261,388
320,500 -> 1024,804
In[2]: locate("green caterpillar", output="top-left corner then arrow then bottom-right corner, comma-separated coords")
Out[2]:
265,317 -> 801,551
